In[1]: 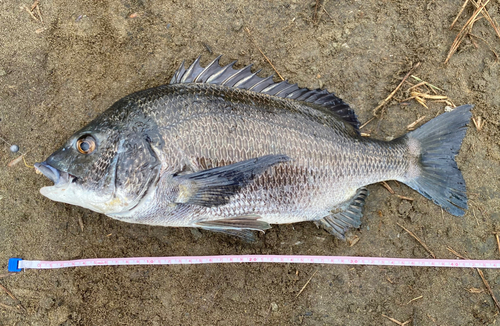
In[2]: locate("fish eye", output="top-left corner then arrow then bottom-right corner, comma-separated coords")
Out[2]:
76,135 -> 96,154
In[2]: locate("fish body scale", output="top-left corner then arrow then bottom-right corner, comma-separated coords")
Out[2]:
119,84 -> 408,225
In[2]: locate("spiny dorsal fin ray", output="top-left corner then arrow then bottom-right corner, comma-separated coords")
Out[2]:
170,56 -> 360,131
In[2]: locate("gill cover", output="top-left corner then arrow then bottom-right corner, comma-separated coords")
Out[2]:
37,123 -> 161,215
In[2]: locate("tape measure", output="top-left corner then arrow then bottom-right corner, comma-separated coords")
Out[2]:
8,255 -> 500,272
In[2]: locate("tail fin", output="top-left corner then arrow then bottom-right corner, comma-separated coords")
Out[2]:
404,105 -> 473,216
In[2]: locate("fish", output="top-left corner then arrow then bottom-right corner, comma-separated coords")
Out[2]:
34,56 -> 472,241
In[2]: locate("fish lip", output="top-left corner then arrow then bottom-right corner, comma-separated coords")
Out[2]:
34,162 -> 76,186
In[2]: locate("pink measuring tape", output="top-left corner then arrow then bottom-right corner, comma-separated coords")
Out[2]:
8,255 -> 500,272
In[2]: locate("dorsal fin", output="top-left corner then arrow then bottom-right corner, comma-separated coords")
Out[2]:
170,56 -> 360,131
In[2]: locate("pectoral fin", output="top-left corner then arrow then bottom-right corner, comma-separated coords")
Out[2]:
174,154 -> 290,207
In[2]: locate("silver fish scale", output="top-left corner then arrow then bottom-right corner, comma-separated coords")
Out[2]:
125,83 -> 410,225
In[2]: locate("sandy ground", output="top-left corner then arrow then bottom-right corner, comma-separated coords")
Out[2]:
1,0 -> 500,325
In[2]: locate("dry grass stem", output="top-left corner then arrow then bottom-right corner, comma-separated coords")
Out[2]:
407,295 -> 423,304
27,0 -> 44,22
427,314 -> 438,323
445,246 -> 500,312
296,270 -> 318,298
321,6 -> 334,22
24,5 -> 39,21
410,92 -> 447,100
472,116 -> 485,130
373,62 -> 420,117
450,0 -> 470,29
472,208 -> 480,226
446,246 -> 468,259
470,33 -> 480,48
348,235 -> 360,247
415,96 -> 428,108
78,215 -> 84,232
0,285 -> 25,313
0,273 -> 15,279
400,95 -> 416,103
397,223 -> 436,258
427,86 -> 438,95
477,268 -> 500,313
36,5 -> 43,22
244,27 -> 284,81
445,0 -> 491,64
30,0 -> 40,11
380,181 -> 395,194
407,116 -> 426,131
468,287 -> 485,293
493,232 -> 500,256
0,302 -> 21,313
469,199 -> 489,218
396,195 -> 414,201
434,99 -> 456,107
410,76 -> 443,92
469,33 -> 500,60
402,77 -> 454,108
407,81 -> 427,91
382,314 -> 411,326
497,233 -> 500,254
0,284 -> 18,303
470,0 -> 500,40
313,0 -> 320,24
359,117 -> 375,130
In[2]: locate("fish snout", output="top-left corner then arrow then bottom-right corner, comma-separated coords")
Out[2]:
34,162 -> 62,184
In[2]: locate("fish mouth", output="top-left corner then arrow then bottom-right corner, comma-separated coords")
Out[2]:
34,162 -> 76,186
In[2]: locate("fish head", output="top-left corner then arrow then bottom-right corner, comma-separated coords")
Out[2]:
35,117 -> 162,215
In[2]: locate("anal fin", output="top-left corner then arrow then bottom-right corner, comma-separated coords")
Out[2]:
315,188 -> 369,240
196,215 -> 270,231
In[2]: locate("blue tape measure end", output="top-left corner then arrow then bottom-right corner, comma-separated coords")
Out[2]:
8,258 -> 22,272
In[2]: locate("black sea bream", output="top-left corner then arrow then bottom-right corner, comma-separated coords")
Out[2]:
35,57 -> 472,240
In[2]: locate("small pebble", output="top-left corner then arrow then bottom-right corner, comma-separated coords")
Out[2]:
10,145 -> 19,153
190,228 -> 203,239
